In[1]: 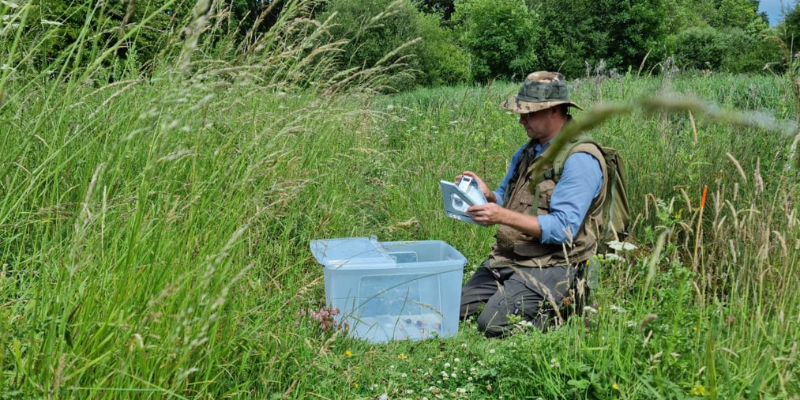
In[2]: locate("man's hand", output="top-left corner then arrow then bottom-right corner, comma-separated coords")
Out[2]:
468,203 -> 543,238
466,203 -> 507,226
455,171 -> 497,203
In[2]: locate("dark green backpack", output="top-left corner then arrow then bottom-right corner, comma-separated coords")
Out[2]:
545,135 -> 631,252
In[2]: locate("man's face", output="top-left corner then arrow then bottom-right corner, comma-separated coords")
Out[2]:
519,108 -> 554,141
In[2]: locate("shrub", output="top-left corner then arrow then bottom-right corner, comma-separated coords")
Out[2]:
453,0 -> 539,82
16,0 -> 188,77
718,28 -> 782,73
413,12 -> 470,87
529,0 -> 667,78
318,0 -> 469,91
671,26 -> 781,73
670,27 -> 728,70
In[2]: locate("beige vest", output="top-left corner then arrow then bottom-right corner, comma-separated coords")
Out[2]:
491,142 -> 608,267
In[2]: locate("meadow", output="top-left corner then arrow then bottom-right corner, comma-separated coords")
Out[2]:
1,59 -> 798,400
1,3 -> 799,397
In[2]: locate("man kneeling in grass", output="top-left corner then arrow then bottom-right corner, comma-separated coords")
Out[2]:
458,72 -> 607,337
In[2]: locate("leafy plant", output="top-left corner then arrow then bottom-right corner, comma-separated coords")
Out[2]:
453,0 -> 539,82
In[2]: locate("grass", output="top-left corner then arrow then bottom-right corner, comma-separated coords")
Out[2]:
1,1 -> 799,399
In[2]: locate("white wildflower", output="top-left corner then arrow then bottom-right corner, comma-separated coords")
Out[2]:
607,240 -> 637,251
603,253 -> 625,262
610,304 -> 627,313
40,19 -> 63,26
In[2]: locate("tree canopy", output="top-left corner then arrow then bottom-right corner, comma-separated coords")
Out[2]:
2,0 -> 791,88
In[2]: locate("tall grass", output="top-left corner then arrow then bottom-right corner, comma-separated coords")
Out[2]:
1,0 -> 799,399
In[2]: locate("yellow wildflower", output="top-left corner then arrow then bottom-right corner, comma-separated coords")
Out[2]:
345,350 -> 352,357
612,383 -> 619,391
691,383 -> 705,396
692,327 -> 698,332
353,382 -> 359,389
398,353 -> 408,360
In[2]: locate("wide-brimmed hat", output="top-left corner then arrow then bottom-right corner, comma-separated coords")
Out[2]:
501,71 -> 583,114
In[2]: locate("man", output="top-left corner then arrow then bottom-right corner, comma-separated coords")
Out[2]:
458,71 -> 607,337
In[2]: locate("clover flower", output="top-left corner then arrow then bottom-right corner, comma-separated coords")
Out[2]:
298,306 -> 341,334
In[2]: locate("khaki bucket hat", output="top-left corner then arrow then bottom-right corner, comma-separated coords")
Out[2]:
501,71 -> 583,114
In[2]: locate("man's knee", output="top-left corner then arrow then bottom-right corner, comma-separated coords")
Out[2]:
477,309 -> 507,338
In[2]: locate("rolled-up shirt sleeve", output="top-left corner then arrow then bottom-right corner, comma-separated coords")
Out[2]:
538,152 -> 603,244
492,144 -> 526,207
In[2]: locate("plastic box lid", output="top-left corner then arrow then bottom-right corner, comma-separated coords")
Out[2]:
310,236 -> 397,270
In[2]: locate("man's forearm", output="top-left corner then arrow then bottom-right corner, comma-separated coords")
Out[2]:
499,209 -> 542,238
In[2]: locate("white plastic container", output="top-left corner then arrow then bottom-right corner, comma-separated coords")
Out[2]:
310,236 -> 467,343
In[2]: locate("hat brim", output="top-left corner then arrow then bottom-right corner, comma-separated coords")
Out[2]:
501,95 -> 583,114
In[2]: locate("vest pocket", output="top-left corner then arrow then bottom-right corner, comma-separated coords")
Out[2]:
533,180 -> 555,216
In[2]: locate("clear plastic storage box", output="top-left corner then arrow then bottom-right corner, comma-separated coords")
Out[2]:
310,237 -> 467,343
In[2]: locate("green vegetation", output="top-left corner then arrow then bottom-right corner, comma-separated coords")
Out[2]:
452,0 -> 538,82
4,0 -> 792,88
1,0 -> 799,399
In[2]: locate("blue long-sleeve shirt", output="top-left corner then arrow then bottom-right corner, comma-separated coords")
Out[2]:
492,141 -> 603,244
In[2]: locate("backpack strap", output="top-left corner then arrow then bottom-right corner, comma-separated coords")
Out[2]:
553,135 -> 599,182
528,134 -> 598,211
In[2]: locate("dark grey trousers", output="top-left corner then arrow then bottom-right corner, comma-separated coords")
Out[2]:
459,260 -> 587,337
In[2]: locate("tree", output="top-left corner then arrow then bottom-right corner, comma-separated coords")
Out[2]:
453,0 -> 539,82
660,0 -> 715,35
18,0 -> 192,75
530,0 -> 667,77
781,1 -> 800,47
600,0 -> 669,70
318,0 -> 469,90
714,0 -> 759,29
415,0 -> 456,20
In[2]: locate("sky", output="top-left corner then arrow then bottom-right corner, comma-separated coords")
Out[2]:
759,0 -> 795,26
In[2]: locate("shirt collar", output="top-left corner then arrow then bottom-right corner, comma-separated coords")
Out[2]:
526,139 -> 552,159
